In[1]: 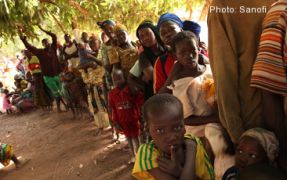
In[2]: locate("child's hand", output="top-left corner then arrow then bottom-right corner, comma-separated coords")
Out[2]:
157,146 -> 183,178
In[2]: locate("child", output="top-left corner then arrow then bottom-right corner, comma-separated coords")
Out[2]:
77,43 -> 102,70
109,69 -> 144,163
0,143 -> 29,168
222,128 -> 279,180
164,31 -> 217,137
2,89 -> 12,114
132,94 -> 215,180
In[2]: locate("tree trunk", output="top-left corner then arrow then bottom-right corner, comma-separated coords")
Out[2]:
199,0 -> 212,21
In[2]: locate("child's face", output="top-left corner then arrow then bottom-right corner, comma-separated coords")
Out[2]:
148,107 -> 185,154
116,30 -> 128,46
235,136 -> 268,170
112,72 -> 126,88
103,24 -> 115,39
138,27 -> 157,48
175,39 -> 199,69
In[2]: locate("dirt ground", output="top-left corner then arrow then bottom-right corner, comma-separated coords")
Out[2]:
0,110 -> 135,180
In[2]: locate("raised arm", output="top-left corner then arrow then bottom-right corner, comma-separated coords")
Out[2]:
19,34 -> 39,56
38,25 -> 57,48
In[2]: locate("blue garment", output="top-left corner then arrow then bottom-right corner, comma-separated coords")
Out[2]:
157,13 -> 183,29
183,20 -> 201,37
97,20 -> 115,29
79,49 -> 94,64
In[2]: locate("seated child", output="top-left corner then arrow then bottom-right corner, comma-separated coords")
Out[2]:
0,143 -> 29,168
109,69 -> 144,163
222,128 -> 279,180
132,94 -> 215,180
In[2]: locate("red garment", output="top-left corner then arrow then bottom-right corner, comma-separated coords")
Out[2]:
109,85 -> 144,138
153,52 -> 175,93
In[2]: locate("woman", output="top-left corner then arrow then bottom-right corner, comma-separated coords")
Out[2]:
131,20 -> 166,100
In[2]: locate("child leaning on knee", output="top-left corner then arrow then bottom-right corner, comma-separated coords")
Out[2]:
222,128 -> 279,180
132,94 -> 215,180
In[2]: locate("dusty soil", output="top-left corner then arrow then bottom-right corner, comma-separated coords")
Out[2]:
0,110 -> 135,180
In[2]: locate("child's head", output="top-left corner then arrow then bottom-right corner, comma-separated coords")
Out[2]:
143,94 -> 185,154
3,89 -> 9,95
112,69 -> 126,89
172,31 -> 199,69
235,128 -> 279,170
114,25 -> 129,47
0,81 -> 3,88
78,43 -> 86,50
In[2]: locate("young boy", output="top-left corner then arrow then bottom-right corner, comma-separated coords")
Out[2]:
132,94 -> 215,179
109,69 -> 144,163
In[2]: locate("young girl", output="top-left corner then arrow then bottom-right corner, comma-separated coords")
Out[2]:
0,143 -> 29,168
222,128 -> 279,180
1,89 -> 12,114
109,69 -> 144,163
132,94 -> 215,179
164,31 -> 218,137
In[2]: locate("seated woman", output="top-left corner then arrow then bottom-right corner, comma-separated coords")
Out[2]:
163,31 -> 218,137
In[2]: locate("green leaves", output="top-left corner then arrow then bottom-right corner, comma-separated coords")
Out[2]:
0,0 -> 206,45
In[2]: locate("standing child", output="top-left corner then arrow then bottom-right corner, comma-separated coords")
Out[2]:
132,94 -> 215,180
2,89 -> 12,114
109,69 -> 144,163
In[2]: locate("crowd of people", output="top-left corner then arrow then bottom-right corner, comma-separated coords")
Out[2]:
1,0 -> 287,179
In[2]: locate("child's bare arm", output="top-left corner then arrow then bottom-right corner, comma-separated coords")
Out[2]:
179,139 -> 197,180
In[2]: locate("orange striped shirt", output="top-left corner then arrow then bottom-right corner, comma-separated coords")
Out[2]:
251,1 -> 287,95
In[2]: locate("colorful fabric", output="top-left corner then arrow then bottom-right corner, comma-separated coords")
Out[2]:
0,143 -> 13,166
43,75 -> 62,98
251,1 -> 287,96
222,166 -> 238,180
25,56 -> 41,74
109,85 -> 144,137
241,128 -> 279,164
153,52 -> 175,93
33,73 -> 53,107
132,134 -> 215,180
108,46 -> 138,77
183,20 -> 201,37
157,13 -> 183,29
